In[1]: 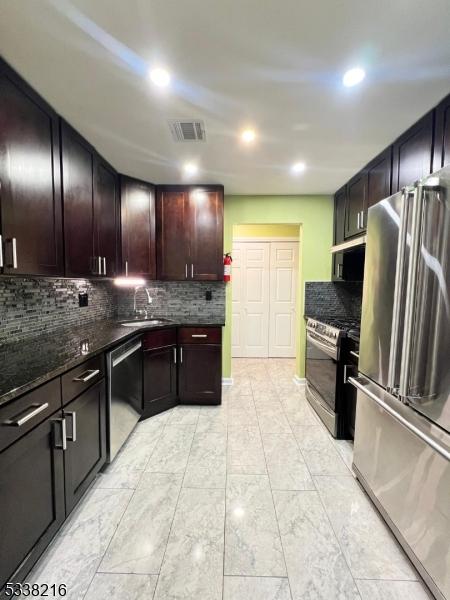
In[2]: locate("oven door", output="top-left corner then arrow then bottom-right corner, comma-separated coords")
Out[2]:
305,332 -> 339,412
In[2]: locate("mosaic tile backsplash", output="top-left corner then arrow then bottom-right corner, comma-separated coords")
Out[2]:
0,277 -> 226,344
0,277 -> 116,343
304,281 -> 363,320
115,281 -> 226,319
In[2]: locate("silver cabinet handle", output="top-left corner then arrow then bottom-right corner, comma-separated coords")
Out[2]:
65,411 -> 77,442
337,263 -> 343,278
360,211 -> 364,228
191,263 -> 194,278
12,237 -> 17,268
180,347 -> 183,364
343,364 -> 353,383
103,257 -> 106,276
125,260 -> 129,276
192,334 -> 207,338
0,234 -> 3,268
4,402 -> 49,427
350,350 -> 359,359
97,256 -> 101,275
52,417 -> 67,451
357,212 -> 360,230
185,264 -> 188,279
173,347 -> 177,364
73,369 -> 100,382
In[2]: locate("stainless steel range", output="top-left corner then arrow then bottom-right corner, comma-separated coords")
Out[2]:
305,316 -> 359,438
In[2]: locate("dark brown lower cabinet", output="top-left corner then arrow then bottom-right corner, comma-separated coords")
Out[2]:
0,412 -> 65,593
178,343 -> 222,405
143,346 -> 178,417
63,379 -> 107,515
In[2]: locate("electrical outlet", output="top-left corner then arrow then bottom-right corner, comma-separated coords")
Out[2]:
205,290 -> 212,301
78,292 -> 88,307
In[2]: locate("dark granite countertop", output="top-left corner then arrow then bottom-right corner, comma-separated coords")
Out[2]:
0,316 -> 225,407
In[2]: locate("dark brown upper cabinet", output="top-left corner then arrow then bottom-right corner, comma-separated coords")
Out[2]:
392,110 -> 434,192
156,185 -> 224,281
433,93 -> 450,170
345,171 -> 367,238
120,176 -> 156,279
189,187 -> 224,280
366,146 -> 392,210
334,186 -> 346,245
62,122 -> 119,278
61,121 -> 96,278
0,59 -> 63,276
156,187 -> 190,280
94,156 -> 119,278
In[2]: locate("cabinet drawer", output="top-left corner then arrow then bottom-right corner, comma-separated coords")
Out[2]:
61,354 -> 104,405
178,327 -> 221,344
142,328 -> 176,350
0,379 -> 62,453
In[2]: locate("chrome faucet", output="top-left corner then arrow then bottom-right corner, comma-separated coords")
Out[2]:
133,286 -> 153,318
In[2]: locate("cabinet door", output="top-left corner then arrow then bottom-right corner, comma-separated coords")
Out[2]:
0,414 -> 65,591
94,156 -> 119,277
345,171 -> 367,238
61,122 -> 95,277
188,187 -> 224,280
0,60 -> 63,276
332,253 -> 344,281
179,344 -> 222,405
63,380 -> 106,515
121,176 -> 156,278
156,188 -> 189,280
143,346 -> 177,417
366,147 -> 392,211
433,94 -> 450,170
334,186 -> 346,244
392,111 -> 434,192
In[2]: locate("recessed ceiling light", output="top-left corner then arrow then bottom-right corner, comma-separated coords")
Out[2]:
342,67 -> 365,87
183,162 -> 198,176
241,128 -> 256,143
291,162 -> 306,174
149,67 -> 171,88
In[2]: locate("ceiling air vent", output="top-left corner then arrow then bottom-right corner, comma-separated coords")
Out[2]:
168,119 -> 206,142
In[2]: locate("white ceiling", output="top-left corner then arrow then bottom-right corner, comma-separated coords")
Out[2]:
1,0 -> 449,195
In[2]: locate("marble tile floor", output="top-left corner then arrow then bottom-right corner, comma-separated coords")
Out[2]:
25,358 -> 431,600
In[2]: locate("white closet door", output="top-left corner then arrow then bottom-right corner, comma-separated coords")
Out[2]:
232,242 -> 270,357
269,242 -> 298,357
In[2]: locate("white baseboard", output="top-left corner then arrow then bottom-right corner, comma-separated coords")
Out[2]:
222,377 -> 234,386
293,375 -> 306,386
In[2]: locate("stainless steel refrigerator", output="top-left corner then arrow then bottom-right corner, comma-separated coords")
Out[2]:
349,165 -> 450,600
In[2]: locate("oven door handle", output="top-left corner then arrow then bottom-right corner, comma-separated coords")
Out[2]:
306,332 -> 338,360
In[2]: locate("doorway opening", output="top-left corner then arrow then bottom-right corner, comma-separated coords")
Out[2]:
231,224 -> 300,359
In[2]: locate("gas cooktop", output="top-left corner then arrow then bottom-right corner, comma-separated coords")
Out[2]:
306,315 -> 361,343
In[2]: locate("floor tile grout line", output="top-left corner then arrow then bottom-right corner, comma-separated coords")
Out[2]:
82,420 -> 170,600
255,383 -> 293,599
151,409 -> 198,600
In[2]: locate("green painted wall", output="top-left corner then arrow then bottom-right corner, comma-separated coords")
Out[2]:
233,223 -> 300,238
223,194 -> 333,379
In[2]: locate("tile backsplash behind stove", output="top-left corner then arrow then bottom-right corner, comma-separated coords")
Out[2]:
0,277 -> 226,344
304,281 -> 363,321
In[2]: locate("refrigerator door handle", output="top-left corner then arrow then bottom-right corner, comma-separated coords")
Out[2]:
387,187 -> 413,393
399,183 -> 426,400
349,377 -> 450,462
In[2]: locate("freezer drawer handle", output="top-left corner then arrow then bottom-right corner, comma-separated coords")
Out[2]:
4,402 -> 49,427
73,369 -> 100,382
348,377 -> 450,462
112,341 -> 142,367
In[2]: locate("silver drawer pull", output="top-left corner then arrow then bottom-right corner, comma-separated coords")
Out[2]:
4,403 -> 49,427
350,351 -> 359,359
65,411 -> 77,442
73,369 -> 100,382
192,334 -> 207,338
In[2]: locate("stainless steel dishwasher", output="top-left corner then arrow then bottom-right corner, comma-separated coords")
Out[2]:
106,336 -> 143,462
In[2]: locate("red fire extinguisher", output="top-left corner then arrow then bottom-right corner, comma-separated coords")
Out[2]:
224,253 -> 232,282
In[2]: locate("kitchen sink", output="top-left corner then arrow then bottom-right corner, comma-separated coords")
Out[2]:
121,319 -> 173,327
